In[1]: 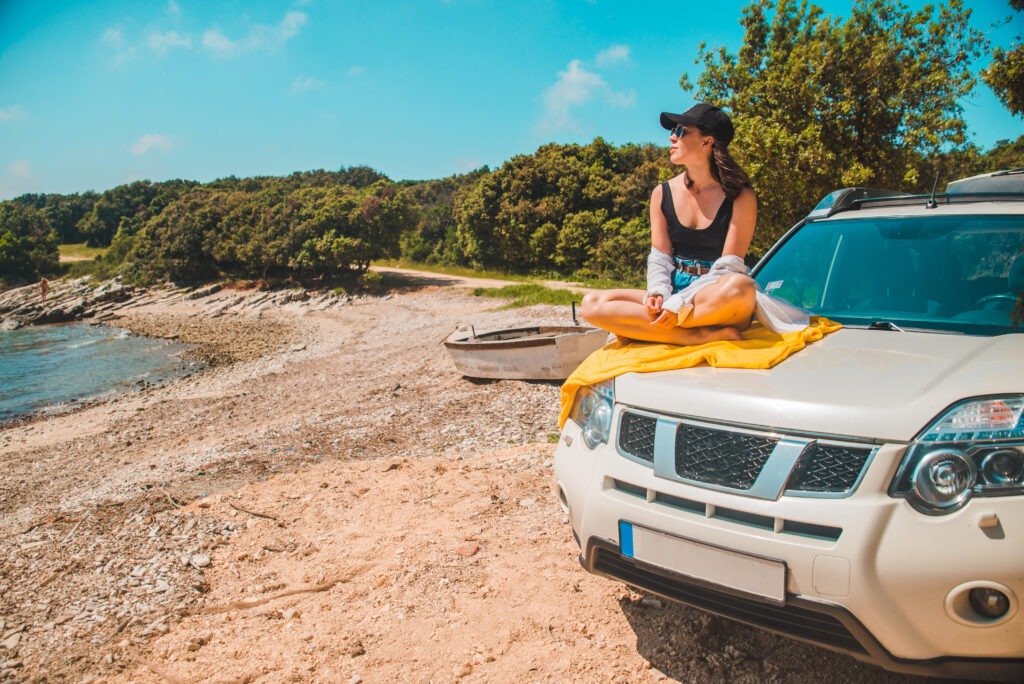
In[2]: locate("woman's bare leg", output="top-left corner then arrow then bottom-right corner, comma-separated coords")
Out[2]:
677,274 -> 757,330
580,289 -> 742,345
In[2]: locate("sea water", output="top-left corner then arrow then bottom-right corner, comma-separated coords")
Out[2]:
0,322 -> 193,422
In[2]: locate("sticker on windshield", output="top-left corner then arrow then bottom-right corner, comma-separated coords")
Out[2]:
764,280 -> 783,294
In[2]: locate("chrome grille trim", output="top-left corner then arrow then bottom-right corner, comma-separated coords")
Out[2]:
616,408 -> 876,499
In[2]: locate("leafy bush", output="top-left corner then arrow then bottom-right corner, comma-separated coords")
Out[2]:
0,202 -> 58,284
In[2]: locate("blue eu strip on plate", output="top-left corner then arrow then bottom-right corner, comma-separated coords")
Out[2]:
619,521 -> 634,557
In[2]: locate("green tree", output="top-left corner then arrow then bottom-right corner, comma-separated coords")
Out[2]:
453,173 -> 504,268
450,141 -> 663,274
0,202 -> 59,284
11,192 -> 97,244
983,1 -> 1024,117
43,192 -> 98,243
212,182 -> 293,280
78,180 -> 161,247
289,185 -> 363,278
125,190 -> 229,284
684,0 -> 987,255
980,136 -> 1024,171
555,210 -> 607,273
351,182 -> 415,269
587,216 -> 650,283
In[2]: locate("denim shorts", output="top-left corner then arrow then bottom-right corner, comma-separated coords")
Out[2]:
671,257 -> 715,293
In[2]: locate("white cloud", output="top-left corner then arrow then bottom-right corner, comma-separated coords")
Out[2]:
454,157 -> 482,173
102,26 -> 125,47
0,105 -> 27,123
540,60 -> 606,132
596,44 -> 630,67
102,26 -> 138,65
290,75 -> 326,94
0,160 -> 36,198
347,65 -> 366,77
8,160 -> 33,181
167,0 -> 181,17
277,11 -> 307,40
132,134 -> 175,156
537,48 -> 637,134
148,30 -> 193,55
201,29 -> 237,57
202,11 -> 308,58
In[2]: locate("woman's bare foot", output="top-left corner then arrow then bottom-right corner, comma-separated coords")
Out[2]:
684,325 -> 742,345
712,325 -> 743,342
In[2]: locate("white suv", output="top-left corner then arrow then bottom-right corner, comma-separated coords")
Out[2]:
555,170 -> 1024,680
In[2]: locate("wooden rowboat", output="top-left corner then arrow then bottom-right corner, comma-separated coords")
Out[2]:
444,325 -> 608,380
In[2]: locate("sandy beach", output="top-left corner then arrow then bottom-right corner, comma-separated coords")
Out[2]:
0,272 -> 917,683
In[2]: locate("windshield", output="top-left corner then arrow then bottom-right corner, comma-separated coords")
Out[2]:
753,213 -> 1024,335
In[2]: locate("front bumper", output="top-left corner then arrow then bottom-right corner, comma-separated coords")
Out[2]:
581,536 -> 1022,681
554,418 -> 1024,681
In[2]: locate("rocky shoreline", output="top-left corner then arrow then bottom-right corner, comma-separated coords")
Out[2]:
0,277 -> 352,331
0,278 -> 136,329
0,277 -> 361,367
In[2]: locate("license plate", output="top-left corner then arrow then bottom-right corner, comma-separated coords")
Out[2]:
619,521 -> 786,605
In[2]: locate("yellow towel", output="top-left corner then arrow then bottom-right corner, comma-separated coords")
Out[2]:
558,317 -> 842,428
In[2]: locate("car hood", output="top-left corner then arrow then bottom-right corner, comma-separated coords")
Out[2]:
613,328 -> 1024,442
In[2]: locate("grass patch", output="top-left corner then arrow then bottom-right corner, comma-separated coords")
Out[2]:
59,259 -> 118,280
574,274 -> 642,290
471,283 -> 584,309
59,243 -> 109,261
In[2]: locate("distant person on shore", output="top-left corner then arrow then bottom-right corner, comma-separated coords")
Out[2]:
39,277 -> 49,303
580,103 -> 760,344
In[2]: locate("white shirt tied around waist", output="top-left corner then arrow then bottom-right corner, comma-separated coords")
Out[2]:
647,249 -> 810,333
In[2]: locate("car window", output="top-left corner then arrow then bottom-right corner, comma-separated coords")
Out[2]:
754,214 -> 1024,335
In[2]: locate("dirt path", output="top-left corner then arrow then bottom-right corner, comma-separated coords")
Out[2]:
0,273 -> 921,683
371,265 -> 596,294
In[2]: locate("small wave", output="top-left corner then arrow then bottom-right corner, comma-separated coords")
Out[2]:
59,338 -> 103,350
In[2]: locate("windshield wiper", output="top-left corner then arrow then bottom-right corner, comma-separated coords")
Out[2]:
868,320 -> 905,332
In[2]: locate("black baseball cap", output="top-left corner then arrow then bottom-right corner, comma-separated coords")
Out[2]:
660,103 -> 734,146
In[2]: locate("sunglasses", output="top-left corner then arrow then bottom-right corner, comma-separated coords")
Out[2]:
670,124 -> 692,138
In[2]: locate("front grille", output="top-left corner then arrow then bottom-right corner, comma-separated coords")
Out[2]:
590,544 -> 867,656
618,412 -> 656,462
616,409 -> 874,498
675,424 -> 777,490
786,444 -> 873,493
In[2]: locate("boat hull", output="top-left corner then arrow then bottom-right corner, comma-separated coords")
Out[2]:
444,326 -> 608,380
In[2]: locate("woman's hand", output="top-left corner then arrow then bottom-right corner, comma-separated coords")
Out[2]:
650,309 -> 678,329
644,294 -> 664,321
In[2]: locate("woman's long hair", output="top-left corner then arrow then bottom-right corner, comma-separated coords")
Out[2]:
685,128 -> 752,199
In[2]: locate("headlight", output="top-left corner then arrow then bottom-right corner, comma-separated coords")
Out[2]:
910,449 -> 976,512
570,380 -> 615,449
892,396 -> 1024,514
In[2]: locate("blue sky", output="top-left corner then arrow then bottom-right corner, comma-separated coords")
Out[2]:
0,0 -> 1021,200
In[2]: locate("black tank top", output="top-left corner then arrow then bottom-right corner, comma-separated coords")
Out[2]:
660,181 -> 732,261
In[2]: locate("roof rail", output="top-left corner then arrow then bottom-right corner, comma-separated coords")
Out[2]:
806,187 -> 906,220
851,192 -> 1024,211
806,173 -> 1024,222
